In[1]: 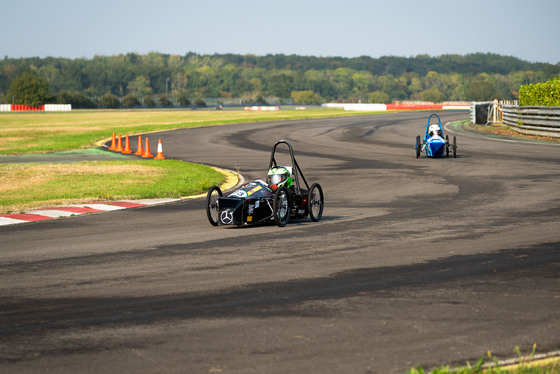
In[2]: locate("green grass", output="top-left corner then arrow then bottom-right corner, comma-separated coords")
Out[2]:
0,108 -> 366,155
0,107 -> 372,211
0,160 -> 224,213
409,345 -> 560,374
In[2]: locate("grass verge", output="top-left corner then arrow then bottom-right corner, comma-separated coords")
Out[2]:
0,108 -> 371,211
0,160 -> 224,213
0,108 -> 369,155
409,345 -> 560,374
470,123 -> 560,143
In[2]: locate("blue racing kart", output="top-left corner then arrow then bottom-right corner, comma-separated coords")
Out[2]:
415,113 -> 457,158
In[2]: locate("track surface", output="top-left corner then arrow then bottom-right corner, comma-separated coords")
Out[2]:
1,111 -> 559,373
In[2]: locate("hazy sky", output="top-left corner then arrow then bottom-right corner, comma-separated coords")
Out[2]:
3,0 -> 559,64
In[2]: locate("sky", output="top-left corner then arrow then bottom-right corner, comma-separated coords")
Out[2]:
2,0 -> 559,64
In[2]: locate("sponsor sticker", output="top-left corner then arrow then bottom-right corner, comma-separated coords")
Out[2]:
230,190 -> 248,198
220,210 -> 234,224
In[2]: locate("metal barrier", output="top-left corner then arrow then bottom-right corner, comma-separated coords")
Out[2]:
502,105 -> 560,138
471,101 -> 560,138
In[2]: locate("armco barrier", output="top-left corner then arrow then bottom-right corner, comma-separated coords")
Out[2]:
502,105 -> 560,138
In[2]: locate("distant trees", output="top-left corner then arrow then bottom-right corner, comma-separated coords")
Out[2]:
466,81 -> 496,101
55,91 -> 96,108
123,94 -> 140,108
291,90 -> 323,104
7,72 -> 50,106
0,53 -> 558,106
127,76 -> 152,98
100,93 -> 121,108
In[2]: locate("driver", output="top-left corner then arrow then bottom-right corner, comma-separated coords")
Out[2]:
267,166 -> 293,191
428,124 -> 442,137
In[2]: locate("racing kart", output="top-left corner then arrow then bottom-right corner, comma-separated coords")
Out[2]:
415,113 -> 457,158
206,140 -> 324,227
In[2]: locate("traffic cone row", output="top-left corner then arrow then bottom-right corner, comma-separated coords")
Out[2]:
107,132 -> 165,160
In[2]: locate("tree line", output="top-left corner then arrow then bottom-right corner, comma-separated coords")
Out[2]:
1,52 -> 559,108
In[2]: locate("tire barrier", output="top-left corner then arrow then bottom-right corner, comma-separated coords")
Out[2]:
0,104 -> 72,112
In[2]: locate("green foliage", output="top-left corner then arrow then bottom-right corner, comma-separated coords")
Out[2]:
291,90 -> 323,104
144,96 -> 156,107
55,91 -> 97,108
194,97 -> 206,107
127,75 -> 152,97
0,53 -> 558,104
99,93 -> 121,108
466,81 -> 496,101
408,344 -> 560,374
122,94 -> 140,108
158,95 -> 173,108
6,72 -> 50,106
519,76 -> 560,106
177,91 -> 191,106
369,90 -> 389,103
421,87 -> 446,103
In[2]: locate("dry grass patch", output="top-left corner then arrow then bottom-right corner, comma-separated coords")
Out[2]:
0,108 -> 354,155
0,160 -> 224,213
0,163 -> 161,194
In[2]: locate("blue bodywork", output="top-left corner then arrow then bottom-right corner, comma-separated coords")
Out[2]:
415,113 -> 455,158
425,134 -> 446,157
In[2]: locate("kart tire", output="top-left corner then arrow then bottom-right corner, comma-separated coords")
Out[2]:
415,135 -> 421,158
206,185 -> 222,226
273,186 -> 291,227
308,183 -> 324,222
445,135 -> 450,157
453,136 -> 457,158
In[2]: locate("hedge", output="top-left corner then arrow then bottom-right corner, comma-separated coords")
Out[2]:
519,76 -> 560,106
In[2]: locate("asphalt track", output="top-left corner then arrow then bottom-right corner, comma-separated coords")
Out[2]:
1,111 -> 559,373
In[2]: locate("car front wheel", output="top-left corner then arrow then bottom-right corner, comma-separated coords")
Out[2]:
206,185 -> 222,226
273,187 -> 291,227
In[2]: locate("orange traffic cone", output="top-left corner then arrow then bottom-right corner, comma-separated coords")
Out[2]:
134,135 -> 143,156
154,139 -> 165,160
108,132 -> 116,150
142,137 -> 153,158
116,133 -> 124,152
122,135 -> 132,154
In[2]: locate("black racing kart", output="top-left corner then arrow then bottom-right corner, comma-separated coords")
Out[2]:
206,140 -> 324,227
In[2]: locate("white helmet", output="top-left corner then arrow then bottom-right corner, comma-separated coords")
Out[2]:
428,124 -> 441,137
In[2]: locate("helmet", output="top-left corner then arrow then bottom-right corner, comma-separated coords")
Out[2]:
428,124 -> 441,137
267,166 -> 292,190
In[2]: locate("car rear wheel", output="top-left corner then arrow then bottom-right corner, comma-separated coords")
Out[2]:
445,135 -> 450,157
453,136 -> 457,158
308,183 -> 324,222
415,135 -> 421,158
273,187 -> 291,227
206,185 -> 222,226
